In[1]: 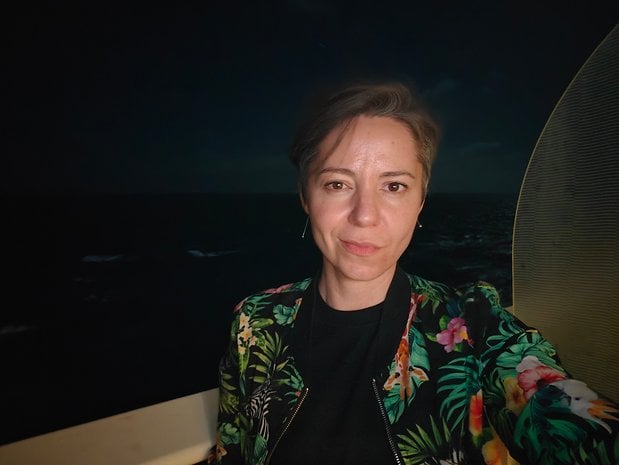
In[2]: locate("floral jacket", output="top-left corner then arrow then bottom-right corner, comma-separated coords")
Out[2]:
208,269 -> 619,464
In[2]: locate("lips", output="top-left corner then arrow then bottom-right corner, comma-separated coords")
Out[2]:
341,239 -> 380,256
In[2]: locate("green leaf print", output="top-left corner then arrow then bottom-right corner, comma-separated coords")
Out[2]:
250,332 -> 288,385
273,304 -> 297,326
438,314 -> 450,330
282,366 -> 304,404
288,277 -> 312,292
398,416 -> 461,465
409,326 -> 431,369
238,413 -> 252,458
253,434 -> 268,464
437,355 -> 482,430
409,275 -> 450,313
493,331 -> 564,380
572,438 -> 614,465
220,422 -> 240,445
242,295 -> 272,316
250,317 -> 275,330
220,370 -> 239,414
483,318 -> 523,355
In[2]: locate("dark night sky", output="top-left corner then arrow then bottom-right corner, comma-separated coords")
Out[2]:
5,2 -> 618,194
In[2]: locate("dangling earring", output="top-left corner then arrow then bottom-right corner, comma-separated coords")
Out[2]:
301,217 -> 310,239
417,221 -> 423,229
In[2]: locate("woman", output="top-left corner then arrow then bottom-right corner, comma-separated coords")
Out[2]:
208,83 -> 619,464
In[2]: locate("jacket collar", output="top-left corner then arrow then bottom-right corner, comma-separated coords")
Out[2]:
371,266 -> 412,378
291,266 -> 412,383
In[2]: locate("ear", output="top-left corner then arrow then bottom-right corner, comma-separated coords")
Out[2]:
299,186 -> 309,214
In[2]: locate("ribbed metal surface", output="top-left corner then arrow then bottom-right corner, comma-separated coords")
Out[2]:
513,24 -> 619,401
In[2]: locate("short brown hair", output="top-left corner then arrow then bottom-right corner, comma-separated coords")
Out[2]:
290,81 -> 439,196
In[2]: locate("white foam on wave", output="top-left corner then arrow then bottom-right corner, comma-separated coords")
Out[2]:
0,324 -> 36,336
186,249 -> 239,258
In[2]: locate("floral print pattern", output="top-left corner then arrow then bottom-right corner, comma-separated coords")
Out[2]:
209,275 -> 619,465
272,303 -> 298,326
516,355 -> 566,399
435,316 -> 471,352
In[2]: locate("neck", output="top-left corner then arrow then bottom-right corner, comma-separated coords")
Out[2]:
318,266 -> 396,311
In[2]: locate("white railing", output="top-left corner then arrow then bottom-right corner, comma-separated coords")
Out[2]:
0,388 -> 218,465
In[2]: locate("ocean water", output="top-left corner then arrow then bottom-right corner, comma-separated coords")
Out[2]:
0,192 -> 515,444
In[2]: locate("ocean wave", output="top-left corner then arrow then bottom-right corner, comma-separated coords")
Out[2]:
186,249 -> 239,258
0,324 -> 36,337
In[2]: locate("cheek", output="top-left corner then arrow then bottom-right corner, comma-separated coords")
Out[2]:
391,209 -> 420,239
308,194 -> 349,219
309,204 -> 339,235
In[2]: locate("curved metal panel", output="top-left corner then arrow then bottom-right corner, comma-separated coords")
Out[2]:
513,24 -> 619,400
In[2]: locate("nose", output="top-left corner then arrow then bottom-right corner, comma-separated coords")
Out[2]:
349,186 -> 379,227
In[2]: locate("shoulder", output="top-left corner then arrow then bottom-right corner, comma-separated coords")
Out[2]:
405,274 -> 523,340
229,278 -> 312,354
457,280 -> 523,329
405,273 -> 510,306
405,273 -> 458,312
233,277 -> 312,314
406,273 -> 451,295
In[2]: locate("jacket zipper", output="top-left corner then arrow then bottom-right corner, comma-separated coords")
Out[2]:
372,378 -> 403,465
265,386 -> 309,464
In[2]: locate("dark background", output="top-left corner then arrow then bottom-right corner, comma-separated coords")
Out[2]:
5,2 -> 618,195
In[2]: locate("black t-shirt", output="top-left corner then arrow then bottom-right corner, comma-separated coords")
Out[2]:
270,295 -> 394,464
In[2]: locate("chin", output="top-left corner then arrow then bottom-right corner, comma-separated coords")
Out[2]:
332,260 -> 397,283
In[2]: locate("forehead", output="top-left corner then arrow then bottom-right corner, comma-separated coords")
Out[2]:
314,115 -> 420,169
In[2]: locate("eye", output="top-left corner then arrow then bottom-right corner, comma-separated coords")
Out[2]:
385,182 -> 407,192
325,181 -> 346,190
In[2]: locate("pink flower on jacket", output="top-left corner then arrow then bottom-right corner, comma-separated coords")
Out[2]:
516,355 -> 567,399
436,317 -> 470,352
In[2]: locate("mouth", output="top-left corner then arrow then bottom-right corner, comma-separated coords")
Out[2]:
341,239 -> 380,257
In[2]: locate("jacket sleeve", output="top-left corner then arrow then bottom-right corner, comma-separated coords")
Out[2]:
207,310 -> 245,464
464,283 -> 619,465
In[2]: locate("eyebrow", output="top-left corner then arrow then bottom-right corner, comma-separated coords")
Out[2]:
380,170 -> 416,179
317,167 -> 354,176
318,167 -> 416,179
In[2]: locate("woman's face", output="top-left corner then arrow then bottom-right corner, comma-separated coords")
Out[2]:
302,115 -> 425,285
